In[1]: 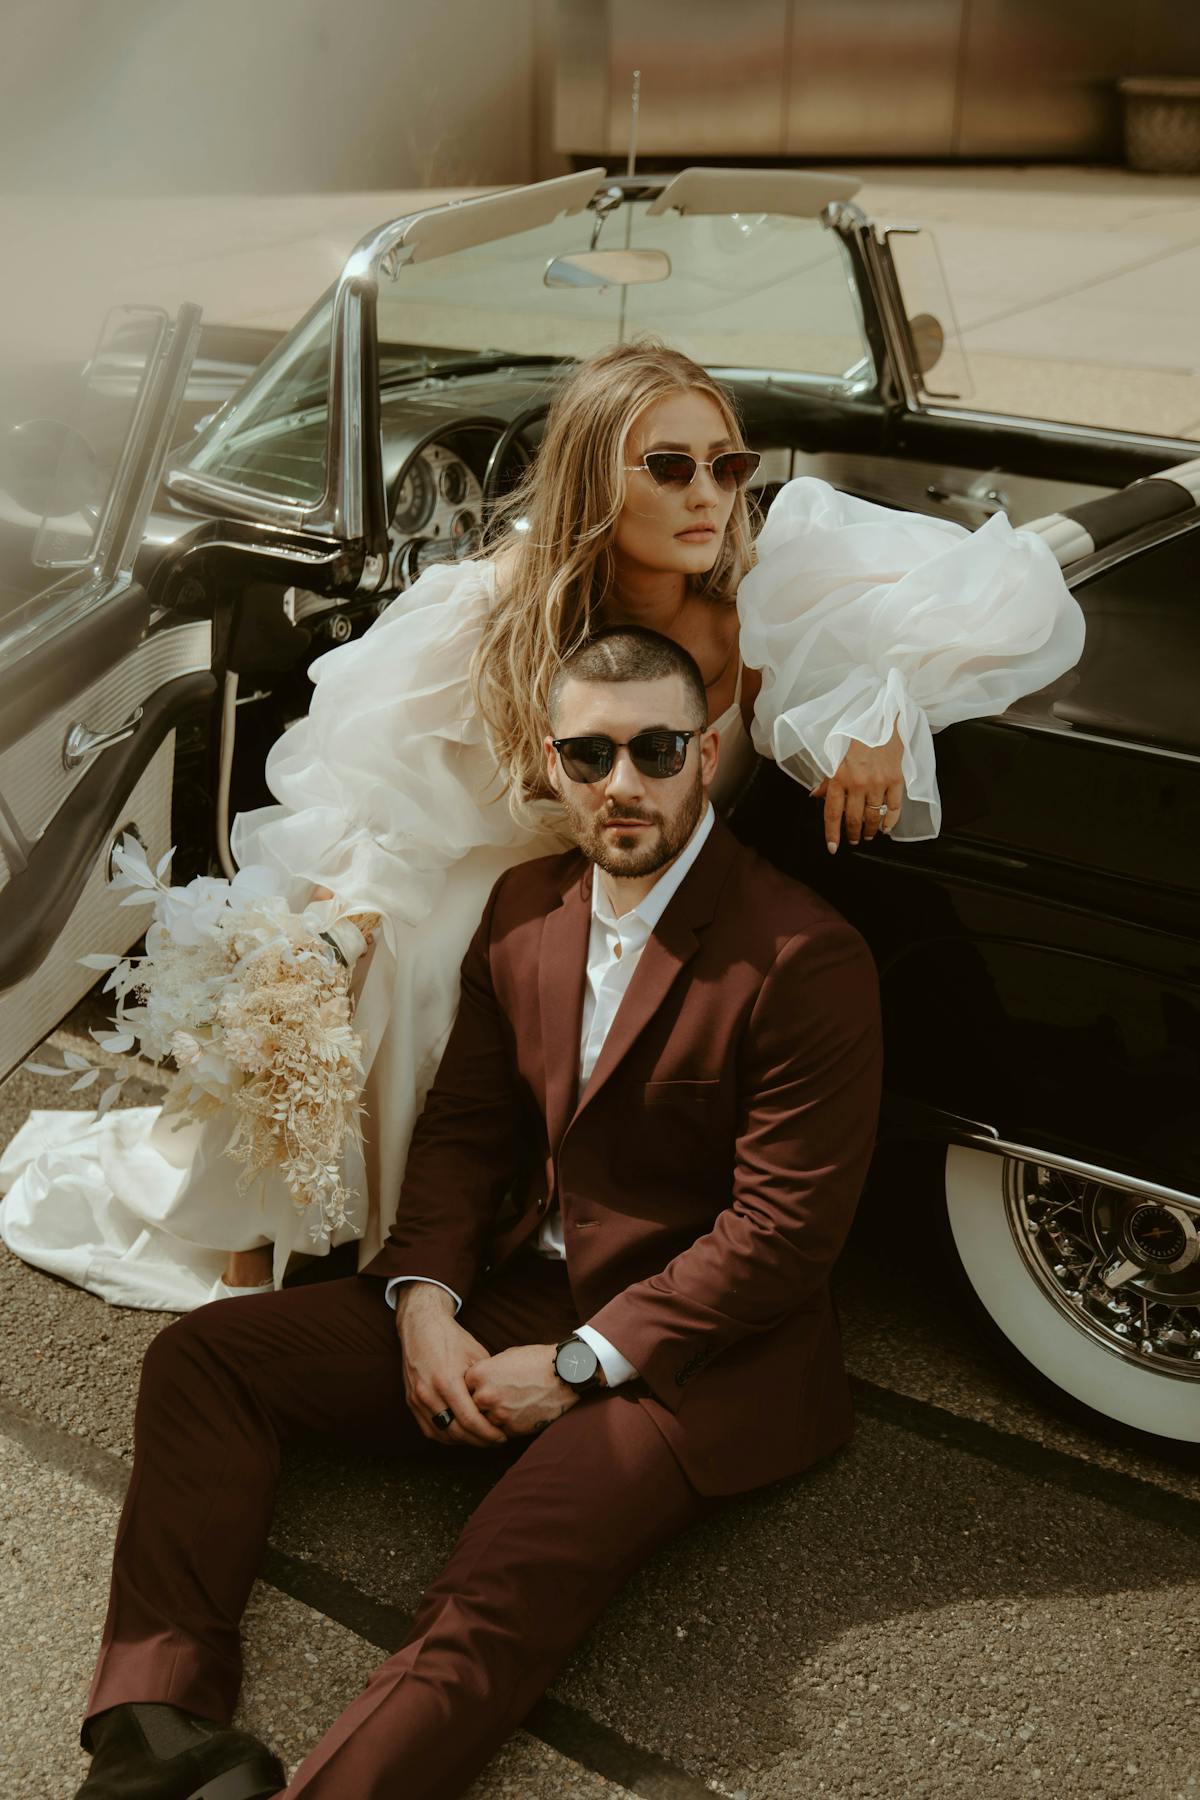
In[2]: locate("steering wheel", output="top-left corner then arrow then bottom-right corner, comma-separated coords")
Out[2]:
481,402 -> 551,515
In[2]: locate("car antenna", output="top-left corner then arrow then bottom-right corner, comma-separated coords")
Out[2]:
615,69 -> 641,343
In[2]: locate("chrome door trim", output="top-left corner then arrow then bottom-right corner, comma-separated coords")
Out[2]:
0,792 -> 32,876
1063,510 -> 1200,587
820,202 -> 907,413
918,402 -> 1200,465
995,710 -> 1200,770
101,303 -> 203,584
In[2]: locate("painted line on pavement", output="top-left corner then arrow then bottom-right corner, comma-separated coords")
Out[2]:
0,1392 -> 718,1800
852,1378 -> 1200,1539
6,1379 -> 1200,1795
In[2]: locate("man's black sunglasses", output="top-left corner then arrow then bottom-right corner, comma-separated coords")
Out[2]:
551,729 -> 698,784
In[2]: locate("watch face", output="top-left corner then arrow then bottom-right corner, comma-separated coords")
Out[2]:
556,1338 -> 599,1385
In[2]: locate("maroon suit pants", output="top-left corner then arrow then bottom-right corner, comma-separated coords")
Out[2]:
85,1259 -> 708,1799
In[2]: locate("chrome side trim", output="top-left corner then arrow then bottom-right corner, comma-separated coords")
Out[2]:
994,711 -> 1200,769
955,1132 -> 1198,1212
918,403 -> 1200,463
1063,510 -> 1199,587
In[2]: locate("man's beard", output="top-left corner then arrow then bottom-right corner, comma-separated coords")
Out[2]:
564,777 -> 706,881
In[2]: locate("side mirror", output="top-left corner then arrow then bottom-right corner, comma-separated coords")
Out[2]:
3,419 -> 100,521
907,312 -> 945,377
544,249 -> 671,290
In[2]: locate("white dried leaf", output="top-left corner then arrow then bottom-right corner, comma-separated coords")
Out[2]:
61,1050 -> 93,1071
68,1069 -> 100,1091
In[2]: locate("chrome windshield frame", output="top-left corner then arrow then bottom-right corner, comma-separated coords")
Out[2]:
167,170 -> 610,545
168,167 -> 896,545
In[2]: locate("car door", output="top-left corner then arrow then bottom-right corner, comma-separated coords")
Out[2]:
0,302 -> 214,1081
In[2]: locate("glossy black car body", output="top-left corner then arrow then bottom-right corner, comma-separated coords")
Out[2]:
2,169 -> 1197,1445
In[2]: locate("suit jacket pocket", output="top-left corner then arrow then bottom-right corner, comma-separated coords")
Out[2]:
643,1079 -> 720,1104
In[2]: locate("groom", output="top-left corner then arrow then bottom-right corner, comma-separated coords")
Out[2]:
76,627 -> 882,1800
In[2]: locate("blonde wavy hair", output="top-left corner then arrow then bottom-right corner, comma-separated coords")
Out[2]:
471,340 -> 756,820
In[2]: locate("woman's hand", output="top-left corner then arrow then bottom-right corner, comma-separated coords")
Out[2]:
810,727 -> 905,851
311,883 -> 378,957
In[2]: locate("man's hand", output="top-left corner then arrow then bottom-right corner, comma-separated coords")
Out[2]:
394,1284 -> 508,1448
465,1344 -> 582,1438
809,726 -> 905,851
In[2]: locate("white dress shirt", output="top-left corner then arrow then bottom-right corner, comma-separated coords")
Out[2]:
386,804 -> 716,1387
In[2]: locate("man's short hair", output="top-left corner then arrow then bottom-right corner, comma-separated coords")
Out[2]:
549,627 -> 708,729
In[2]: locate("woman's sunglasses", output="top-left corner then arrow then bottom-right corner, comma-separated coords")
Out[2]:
624,450 -> 761,491
551,730 -> 697,784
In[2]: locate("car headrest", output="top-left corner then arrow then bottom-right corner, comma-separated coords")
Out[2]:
1024,455 -> 1200,568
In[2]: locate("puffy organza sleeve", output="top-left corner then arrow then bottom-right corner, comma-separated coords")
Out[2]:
230,559 -> 540,929
737,478 -> 1086,838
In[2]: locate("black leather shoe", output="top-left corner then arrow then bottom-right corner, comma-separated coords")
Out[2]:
76,1702 -> 285,1798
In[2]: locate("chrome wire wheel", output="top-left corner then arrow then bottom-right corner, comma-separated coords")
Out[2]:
1007,1160 -> 1200,1378
945,1145 -> 1200,1443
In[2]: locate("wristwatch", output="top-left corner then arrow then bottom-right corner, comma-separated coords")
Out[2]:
554,1333 -> 603,1390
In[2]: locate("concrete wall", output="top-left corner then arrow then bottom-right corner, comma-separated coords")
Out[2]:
1,0 -> 564,195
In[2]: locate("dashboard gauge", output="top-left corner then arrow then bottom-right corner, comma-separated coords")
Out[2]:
392,456 -> 436,533
451,509 -> 480,558
439,459 -> 469,505
404,538 -> 458,582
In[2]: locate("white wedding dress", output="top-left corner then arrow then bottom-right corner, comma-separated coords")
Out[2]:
0,480 -> 1083,1310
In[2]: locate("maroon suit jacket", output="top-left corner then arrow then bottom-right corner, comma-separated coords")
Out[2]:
364,817 -> 882,1496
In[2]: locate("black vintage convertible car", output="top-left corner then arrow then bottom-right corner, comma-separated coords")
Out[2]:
1,169 -> 1197,1446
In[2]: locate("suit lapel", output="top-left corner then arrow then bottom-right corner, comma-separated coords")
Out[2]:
569,819 -> 739,1128
538,857 -> 592,1153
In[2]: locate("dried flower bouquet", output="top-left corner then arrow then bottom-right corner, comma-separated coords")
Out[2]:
33,839 -> 379,1244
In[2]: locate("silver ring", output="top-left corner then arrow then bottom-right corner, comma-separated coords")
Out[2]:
873,803 -> 890,816
431,1408 -> 453,1431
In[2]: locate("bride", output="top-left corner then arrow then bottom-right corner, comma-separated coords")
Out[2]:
0,341 -> 1083,1309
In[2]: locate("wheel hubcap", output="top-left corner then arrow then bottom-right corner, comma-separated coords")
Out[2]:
1006,1161 -> 1200,1378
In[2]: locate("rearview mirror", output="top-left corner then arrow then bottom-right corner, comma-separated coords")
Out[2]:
544,249 -> 671,290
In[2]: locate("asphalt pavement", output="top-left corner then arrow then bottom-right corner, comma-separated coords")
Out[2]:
2,1024 -> 1198,1800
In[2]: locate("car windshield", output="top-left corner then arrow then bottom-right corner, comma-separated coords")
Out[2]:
180,197 -> 871,509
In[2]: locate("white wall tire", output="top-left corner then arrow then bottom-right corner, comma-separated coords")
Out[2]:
944,1144 -> 1200,1445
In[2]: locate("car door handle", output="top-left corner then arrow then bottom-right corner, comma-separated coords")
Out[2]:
925,483 -> 1007,517
62,706 -> 143,770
